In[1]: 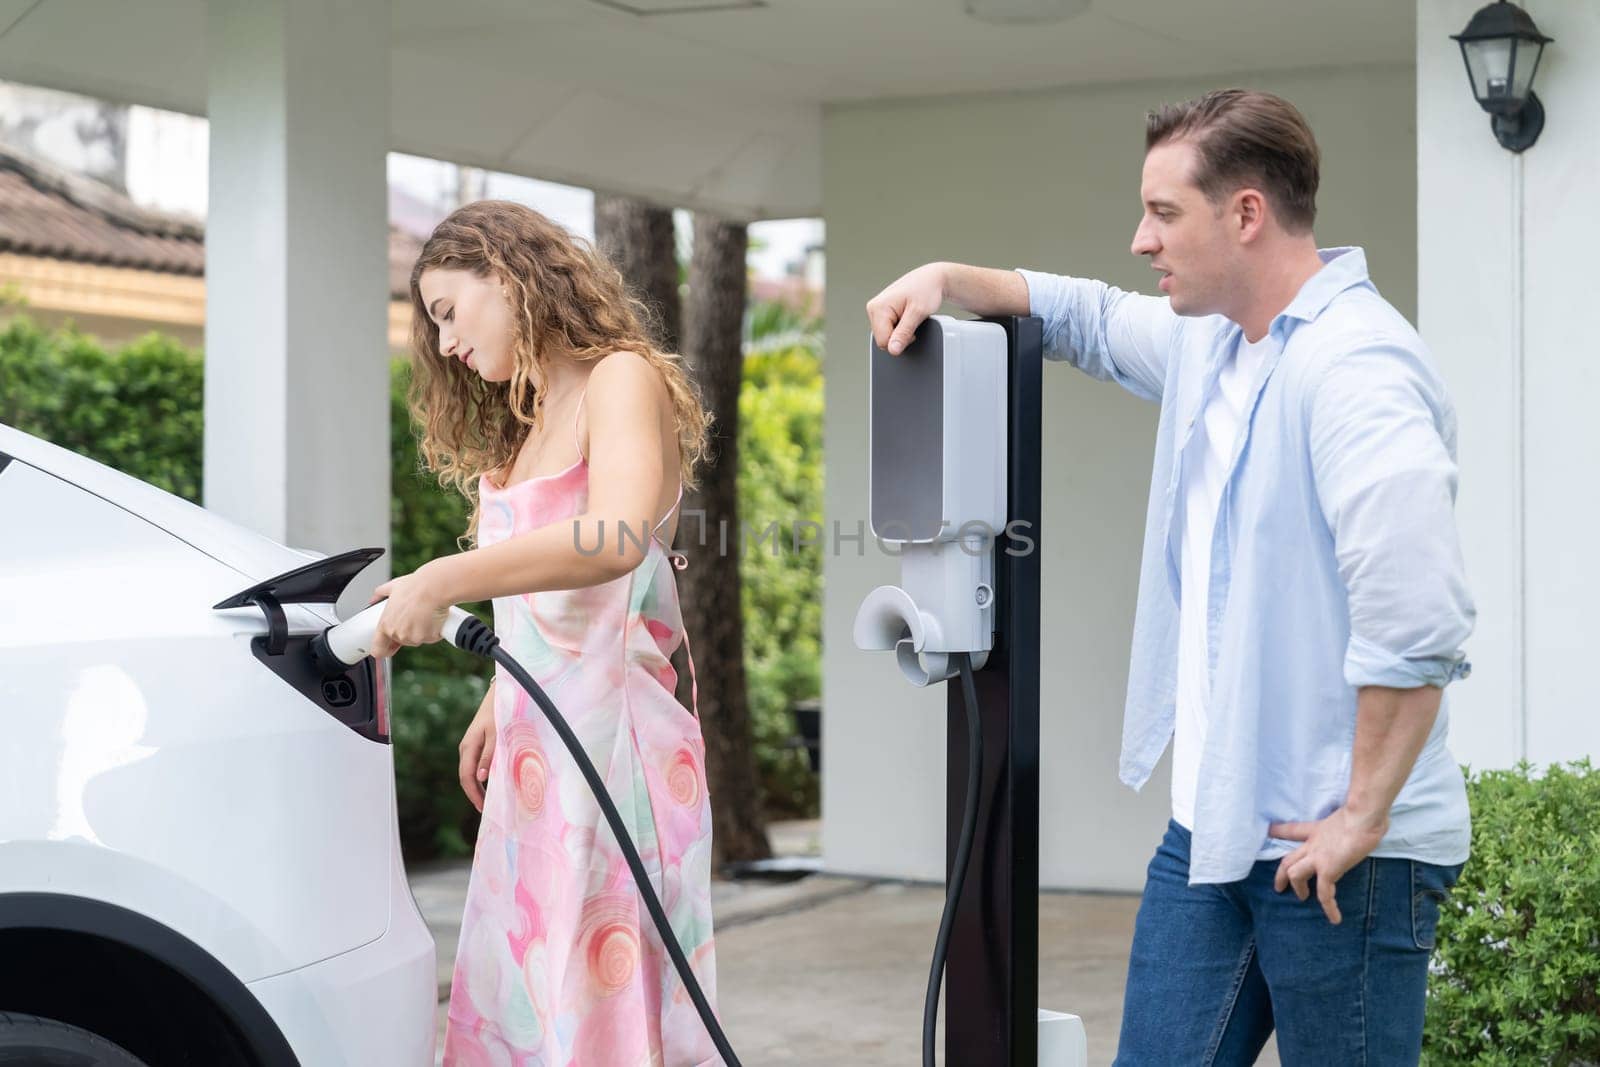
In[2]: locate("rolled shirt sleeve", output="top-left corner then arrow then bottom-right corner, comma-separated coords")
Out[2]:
1015,268 -> 1177,404
1308,338 -> 1476,689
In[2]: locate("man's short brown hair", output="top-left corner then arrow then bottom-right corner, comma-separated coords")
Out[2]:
1146,89 -> 1320,234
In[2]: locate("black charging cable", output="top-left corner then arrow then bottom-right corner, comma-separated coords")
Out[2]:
924,651 -> 983,1067
449,616 -> 742,1067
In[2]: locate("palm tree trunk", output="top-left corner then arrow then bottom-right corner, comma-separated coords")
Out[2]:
680,214 -> 771,866
593,194 -> 681,352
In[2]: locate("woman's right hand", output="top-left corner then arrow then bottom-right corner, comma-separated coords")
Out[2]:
458,686 -> 497,812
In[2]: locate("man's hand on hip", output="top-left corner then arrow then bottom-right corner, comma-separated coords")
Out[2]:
1269,807 -> 1389,924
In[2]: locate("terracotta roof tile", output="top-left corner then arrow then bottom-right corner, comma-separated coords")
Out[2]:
0,144 -> 422,299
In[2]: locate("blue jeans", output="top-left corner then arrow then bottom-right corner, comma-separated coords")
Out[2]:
1114,821 -> 1462,1066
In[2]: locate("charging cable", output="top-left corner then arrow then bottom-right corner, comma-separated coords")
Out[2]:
924,651 -> 982,1067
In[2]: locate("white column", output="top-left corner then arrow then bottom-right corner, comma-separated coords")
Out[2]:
1418,0 -> 1600,769
1417,0 -> 1519,770
1514,1 -> 1600,768
204,0 -> 391,611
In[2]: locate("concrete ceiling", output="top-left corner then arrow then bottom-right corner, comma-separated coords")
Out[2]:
0,0 -> 1414,219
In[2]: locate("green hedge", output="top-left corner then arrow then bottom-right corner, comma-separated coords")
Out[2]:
738,341 -> 824,818
0,318 -> 203,499
1424,760 -> 1600,1065
2,312 -> 823,859
388,668 -> 489,859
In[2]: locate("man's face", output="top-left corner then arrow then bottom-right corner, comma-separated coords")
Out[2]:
1130,140 -> 1239,317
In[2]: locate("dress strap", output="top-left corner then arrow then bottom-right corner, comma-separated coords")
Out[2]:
571,383 -> 589,464
654,483 -> 690,574
656,480 -> 694,713
652,482 -> 685,537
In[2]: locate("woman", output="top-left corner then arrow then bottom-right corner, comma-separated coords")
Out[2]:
368,200 -> 721,1065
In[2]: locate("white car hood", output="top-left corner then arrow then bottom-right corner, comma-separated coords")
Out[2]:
0,423 -> 339,625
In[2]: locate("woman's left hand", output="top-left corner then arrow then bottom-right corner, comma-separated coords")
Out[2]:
368,565 -> 452,659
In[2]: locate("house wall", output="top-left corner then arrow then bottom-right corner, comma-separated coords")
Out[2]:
1417,0 -> 1600,772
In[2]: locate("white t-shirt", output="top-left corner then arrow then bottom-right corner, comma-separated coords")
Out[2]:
1171,332 -> 1274,831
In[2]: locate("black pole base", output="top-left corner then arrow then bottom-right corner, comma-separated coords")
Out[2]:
944,315 -> 1043,1066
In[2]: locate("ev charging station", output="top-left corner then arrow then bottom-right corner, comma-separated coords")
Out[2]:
854,315 -> 1087,1067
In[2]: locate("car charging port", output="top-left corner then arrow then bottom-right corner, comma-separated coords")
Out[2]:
321,676 -> 358,707
213,548 -> 392,743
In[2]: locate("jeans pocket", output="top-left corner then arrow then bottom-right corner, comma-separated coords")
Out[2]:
1410,860 -> 1462,951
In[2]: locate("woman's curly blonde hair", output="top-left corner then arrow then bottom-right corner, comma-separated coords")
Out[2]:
406,200 -> 710,541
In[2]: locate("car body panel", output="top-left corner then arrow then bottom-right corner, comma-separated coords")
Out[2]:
0,424 -> 435,1064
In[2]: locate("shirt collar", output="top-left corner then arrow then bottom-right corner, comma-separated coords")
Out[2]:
1272,246 -> 1371,333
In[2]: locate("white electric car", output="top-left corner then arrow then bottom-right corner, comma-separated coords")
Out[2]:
0,423 -> 436,1066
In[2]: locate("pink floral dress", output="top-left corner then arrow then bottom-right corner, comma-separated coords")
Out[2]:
442,389 -> 720,1066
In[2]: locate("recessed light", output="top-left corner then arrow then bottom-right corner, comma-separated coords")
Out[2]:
589,0 -> 764,15
964,0 -> 1091,25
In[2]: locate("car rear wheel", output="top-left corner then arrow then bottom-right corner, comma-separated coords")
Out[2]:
0,1012 -> 148,1066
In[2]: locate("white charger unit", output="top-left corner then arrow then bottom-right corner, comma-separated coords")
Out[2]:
852,315 -> 1008,686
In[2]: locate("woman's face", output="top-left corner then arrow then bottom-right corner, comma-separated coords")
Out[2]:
418,267 -> 518,382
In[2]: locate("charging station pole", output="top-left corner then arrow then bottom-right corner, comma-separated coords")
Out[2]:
944,315 -> 1043,1066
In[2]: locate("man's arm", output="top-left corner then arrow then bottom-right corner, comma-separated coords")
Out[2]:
866,261 -> 1178,403
1269,338 -> 1475,923
935,263 -> 1034,320
1345,684 -> 1443,833
866,262 -> 1028,354
1307,340 -> 1475,691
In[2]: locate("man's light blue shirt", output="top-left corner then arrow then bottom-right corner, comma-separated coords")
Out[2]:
1018,248 -> 1474,884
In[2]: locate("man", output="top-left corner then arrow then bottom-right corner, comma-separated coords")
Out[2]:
866,89 -> 1473,1065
